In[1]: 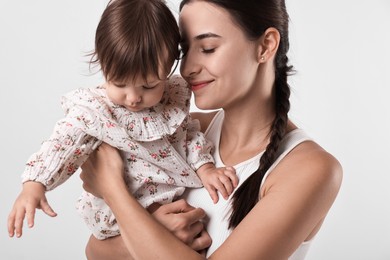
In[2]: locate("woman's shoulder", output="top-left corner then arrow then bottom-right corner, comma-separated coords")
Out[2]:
293,140 -> 342,180
264,138 -> 343,199
254,139 -> 343,244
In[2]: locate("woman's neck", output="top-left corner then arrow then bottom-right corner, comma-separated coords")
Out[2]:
218,101 -> 275,166
217,65 -> 280,165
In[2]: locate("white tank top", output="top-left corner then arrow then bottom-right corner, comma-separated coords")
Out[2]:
183,110 -> 314,259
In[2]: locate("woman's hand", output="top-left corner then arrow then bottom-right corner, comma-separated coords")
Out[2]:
80,143 -> 211,253
85,200 -> 211,259
80,142 -> 125,199
149,200 -> 212,252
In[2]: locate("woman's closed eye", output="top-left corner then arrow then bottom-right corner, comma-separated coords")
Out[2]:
201,48 -> 216,54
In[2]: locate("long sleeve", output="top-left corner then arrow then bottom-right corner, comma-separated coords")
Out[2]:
185,116 -> 215,171
21,117 -> 101,191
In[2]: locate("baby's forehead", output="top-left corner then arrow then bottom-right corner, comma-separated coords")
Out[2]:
112,73 -> 165,86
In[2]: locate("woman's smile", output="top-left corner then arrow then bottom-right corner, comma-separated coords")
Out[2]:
190,80 -> 214,91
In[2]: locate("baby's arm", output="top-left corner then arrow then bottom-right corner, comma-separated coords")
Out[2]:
196,163 -> 238,204
8,181 -> 57,238
9,116 -> 99,238
22,119 -> 99,190
184,117 -> 238,202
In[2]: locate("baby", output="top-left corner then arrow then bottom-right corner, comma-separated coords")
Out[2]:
8,0 -> 237,240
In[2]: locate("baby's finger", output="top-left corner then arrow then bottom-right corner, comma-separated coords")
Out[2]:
14,209 -> 26,238
7,211 -> 16,237
25,205 -> 36,228
206,186 -> 219,204
220,175 -> 234,196
212,180 -> 229,200
41,200 -> 57,217
225,167 -> 239,187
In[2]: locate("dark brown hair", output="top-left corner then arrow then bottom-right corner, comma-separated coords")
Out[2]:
91,0 -> 180,83
180,0 -> 293,228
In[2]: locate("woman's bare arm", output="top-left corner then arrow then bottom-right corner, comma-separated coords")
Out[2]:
210,141 -> 342,259
84,200 -> 210,260
81,141 -> 342,259
80,144 -> 210,259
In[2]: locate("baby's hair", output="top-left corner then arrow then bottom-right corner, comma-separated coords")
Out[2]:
91,0 -> 180,83
180,0 -> 293,228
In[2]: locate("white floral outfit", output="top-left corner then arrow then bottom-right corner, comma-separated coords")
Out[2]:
21,75 -> 214,239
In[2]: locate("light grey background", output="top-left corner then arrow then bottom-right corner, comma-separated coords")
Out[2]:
1,0 -> 389,259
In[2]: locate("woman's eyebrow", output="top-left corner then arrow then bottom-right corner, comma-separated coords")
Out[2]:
194,32 -> 221,40
179,32 -> 221,45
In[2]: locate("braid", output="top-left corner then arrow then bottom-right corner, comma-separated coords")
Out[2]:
228,54 -> 292,228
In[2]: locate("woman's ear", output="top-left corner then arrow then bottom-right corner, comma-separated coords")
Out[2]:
257,27 -> 280,63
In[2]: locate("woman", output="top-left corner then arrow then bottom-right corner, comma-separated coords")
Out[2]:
81,0 -> 343,259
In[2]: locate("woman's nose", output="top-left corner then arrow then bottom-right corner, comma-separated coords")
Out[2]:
180,50 -> 201,79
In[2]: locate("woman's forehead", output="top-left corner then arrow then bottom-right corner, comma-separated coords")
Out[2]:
179,1 -> 235,38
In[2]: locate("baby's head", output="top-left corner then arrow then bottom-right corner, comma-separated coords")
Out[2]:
91,0 -> 180,111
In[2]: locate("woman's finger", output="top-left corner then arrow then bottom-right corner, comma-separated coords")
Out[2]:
190,229 -> 212,251
188,221 -> 204,240
180,207 -> 207,226
160,199 -> 194,214
176,220 -> 205,246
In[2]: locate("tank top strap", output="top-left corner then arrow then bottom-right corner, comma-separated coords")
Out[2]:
204,110 -> 313,192
260,128 -> 313,189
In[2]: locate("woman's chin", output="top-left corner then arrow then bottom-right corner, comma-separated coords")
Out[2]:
194,101 -> 218,111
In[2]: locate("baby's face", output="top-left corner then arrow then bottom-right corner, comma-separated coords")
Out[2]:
106,74 -> 166,112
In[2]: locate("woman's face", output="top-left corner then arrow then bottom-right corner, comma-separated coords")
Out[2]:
179,1 -> 260,110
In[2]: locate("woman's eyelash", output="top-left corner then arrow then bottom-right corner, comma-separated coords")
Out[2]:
202,48 -> 215,54
178,45 -> 216,56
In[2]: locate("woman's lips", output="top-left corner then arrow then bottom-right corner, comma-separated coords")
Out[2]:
191,80 -> 213,91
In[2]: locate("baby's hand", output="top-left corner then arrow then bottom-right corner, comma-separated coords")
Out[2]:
7,181 -> 57,238
197,164 -> 238,204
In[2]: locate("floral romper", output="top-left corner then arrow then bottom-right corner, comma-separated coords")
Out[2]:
21,75 -> 214,239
